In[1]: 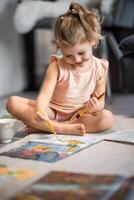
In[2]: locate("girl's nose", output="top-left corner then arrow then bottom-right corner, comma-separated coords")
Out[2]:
73,55 -> 82,63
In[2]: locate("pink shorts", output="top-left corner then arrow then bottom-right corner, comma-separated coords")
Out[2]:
49,106 -> 82,122
54,110 -> 75,122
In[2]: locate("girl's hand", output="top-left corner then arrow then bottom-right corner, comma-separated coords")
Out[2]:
86,97 -> 100,114
35,110 -> 49,122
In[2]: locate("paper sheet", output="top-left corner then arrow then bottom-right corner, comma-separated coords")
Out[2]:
104,130 -> 134,144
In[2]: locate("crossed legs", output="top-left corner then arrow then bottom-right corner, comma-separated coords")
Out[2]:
6,96 -> 113,135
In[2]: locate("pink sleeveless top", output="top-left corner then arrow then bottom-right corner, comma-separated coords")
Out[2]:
49,55 -> 108,114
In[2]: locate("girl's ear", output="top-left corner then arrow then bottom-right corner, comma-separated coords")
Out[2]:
90,40 -> 96,46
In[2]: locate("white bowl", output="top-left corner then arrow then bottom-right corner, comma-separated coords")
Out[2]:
0,119 -> 17,143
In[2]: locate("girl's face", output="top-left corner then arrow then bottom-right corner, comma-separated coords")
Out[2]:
60,41 -> 95,67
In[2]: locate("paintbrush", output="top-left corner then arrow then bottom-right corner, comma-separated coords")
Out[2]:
37,110 -> 67,142
70,92 -> 105,120
37,110 -> 56,135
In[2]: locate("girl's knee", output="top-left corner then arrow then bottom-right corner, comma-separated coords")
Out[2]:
6,96 -> 18,113
99,110 -> 114,131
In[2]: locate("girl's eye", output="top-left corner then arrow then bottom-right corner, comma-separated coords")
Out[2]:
65,55 -> 71,58
79,52 -> 85,55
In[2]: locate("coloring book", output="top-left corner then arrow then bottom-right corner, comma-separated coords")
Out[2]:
11,171 -> 134,200
0,134 -> 102,162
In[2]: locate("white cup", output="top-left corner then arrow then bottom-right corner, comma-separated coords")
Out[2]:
0,119 -> 17,143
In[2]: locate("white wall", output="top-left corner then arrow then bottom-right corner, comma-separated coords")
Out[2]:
0,1 -> 26,97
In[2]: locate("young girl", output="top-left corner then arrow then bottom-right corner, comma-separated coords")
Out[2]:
6,2 -> 113,136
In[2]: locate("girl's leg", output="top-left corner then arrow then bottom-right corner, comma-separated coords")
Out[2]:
41,109 -> 113,134
6,96 -> 55,131
24,109 -> 113,135
6,96 -> 85,135
6,96 -> 55,121
71,109 -> 114,133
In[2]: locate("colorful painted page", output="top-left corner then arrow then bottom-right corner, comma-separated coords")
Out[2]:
0,134 -> 102,162
11,171 -> 128,200
0,163 -> 36,181
0,163 -> 37,199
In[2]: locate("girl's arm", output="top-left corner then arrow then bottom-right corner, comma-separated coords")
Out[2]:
87,61 -> 108,113
36,60 -> 59,115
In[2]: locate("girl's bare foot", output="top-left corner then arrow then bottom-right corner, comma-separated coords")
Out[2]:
25,123 -> 85,136
56,123 -> 85,135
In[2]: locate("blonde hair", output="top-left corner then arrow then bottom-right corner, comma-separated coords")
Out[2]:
53,2 -> 103,49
